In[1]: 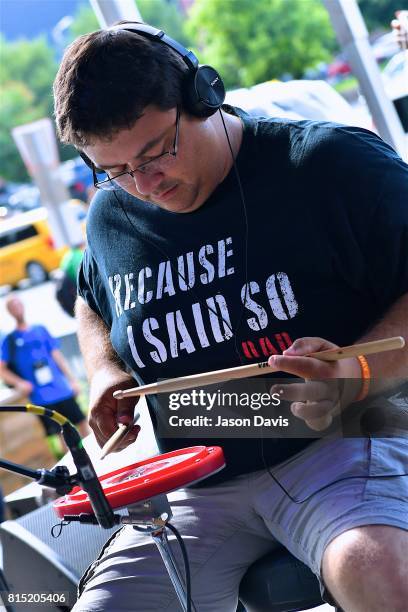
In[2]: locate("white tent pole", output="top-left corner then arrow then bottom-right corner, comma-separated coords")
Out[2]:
89,0 -> 143,28
323,0 -> 406,159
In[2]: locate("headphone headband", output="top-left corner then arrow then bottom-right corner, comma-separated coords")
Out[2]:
108,23 -> 199,70
108,21 -> 225,118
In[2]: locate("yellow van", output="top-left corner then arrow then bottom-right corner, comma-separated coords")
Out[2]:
0,208 -> 67,286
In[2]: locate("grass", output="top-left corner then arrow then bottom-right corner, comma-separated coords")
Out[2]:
334,76 -> 358,94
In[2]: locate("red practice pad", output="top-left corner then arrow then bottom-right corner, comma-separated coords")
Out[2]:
54,446 -> 225,518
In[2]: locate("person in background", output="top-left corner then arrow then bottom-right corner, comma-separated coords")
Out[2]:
391,10 -> 408,50
56,244 -> 84,318
0,295 -> 89,449
55,189 -> 93,317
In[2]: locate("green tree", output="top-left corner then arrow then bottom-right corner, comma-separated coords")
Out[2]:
358,0 -> 402,32
67,4 -> 99,40
68,1 -> 191,46
186,0 -> 336,89
137,0 -> 192,46
0,35 -> 57,116
0,82 -> 44,181
0,36 -> 59,181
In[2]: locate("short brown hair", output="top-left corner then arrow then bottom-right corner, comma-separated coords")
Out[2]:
53,24 -> 188,147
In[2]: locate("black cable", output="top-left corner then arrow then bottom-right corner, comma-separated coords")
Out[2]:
218,109 -> 250,367
166,522 -> 192,612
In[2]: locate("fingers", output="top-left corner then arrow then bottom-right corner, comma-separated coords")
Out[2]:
271,381 -> 339,403
89,405 -> 118,448
305,414 -> 333,431
89,396 -> 138,449
88,371 -> 140,448
269,381 -> 340,432
116,399 -> 139,424
291,399 -> 336,421
108,424 -> 141,453
291,400 -> 336,431
91,416 -> 140,451
268,354 -> 335,378
282,337 -> 337,356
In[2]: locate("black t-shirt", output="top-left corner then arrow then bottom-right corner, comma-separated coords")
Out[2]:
78,107 -> 408,483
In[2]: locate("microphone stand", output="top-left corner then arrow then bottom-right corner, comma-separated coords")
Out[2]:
0,419 -> 116,611
0,412 -> 192,611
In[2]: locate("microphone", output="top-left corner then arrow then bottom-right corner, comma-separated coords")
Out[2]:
62,424 -> 115,528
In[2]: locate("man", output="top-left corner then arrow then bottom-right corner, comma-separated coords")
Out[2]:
56,244 -> 84,318
0,295 -> 89,446
53,23 -> 408,612
391,10 -> 408,49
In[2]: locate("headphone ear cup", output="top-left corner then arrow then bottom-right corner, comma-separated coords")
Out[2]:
183,66 -> 225,117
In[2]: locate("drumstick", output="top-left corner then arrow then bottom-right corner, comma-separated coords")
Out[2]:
113,336 -> 405,400
100,412 -> 140,460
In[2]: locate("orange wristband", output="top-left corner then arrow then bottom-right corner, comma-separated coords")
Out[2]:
355,355 -> 370,401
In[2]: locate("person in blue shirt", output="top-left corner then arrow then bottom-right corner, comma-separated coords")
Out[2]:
0,295 -> 89,444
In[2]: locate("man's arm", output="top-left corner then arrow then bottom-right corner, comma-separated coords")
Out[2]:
278,292 -> 408,384
51,349 -> 81,396
0,361 -> 33,397
76,297 -> 140,449
268,292 -> 408,430
357,292 -> 408,381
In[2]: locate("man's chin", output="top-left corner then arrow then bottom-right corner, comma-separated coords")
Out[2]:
158,200 -> 197,213
129,185 -> 201,213
153,191 -> 202,213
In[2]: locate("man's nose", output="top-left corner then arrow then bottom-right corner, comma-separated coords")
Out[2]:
131,169 -> 163,195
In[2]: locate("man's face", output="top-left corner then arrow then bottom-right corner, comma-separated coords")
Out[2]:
6,296 -> 24,322
83,106 -> 212,214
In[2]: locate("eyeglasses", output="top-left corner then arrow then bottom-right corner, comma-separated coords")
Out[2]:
92,108 -> 180,192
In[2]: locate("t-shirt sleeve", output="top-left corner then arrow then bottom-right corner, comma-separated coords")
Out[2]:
366,158 -> 408,308
306,124 -> 408,313
343,128 -> 408,309
38,326 -> 59,352
77,247 -> 111,325
0,335 -> 10,363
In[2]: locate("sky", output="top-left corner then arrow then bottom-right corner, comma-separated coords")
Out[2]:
0,0 -> 86,42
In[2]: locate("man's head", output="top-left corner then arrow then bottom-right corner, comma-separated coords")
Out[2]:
53,23 -> 233,213
54,24 -> 189,148
6,295 -> 25,325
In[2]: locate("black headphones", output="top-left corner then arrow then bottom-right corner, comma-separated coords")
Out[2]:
108,22 -> 226,118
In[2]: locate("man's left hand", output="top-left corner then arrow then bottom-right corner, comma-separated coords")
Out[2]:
269,337 -> 361,431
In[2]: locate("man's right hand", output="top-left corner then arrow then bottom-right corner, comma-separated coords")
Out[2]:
88,368 -> 141,450
16,380 -> 33,397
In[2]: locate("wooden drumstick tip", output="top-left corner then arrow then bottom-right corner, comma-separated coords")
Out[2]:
113,389 -> 125,399
100,412 -> 141,460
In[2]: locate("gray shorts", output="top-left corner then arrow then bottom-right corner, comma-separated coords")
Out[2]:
73,436 -> 408,612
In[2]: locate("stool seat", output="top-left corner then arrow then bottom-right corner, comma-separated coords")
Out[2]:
238,547 -> 325,612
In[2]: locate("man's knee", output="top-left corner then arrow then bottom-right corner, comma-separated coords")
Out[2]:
322,525 -> 408,611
